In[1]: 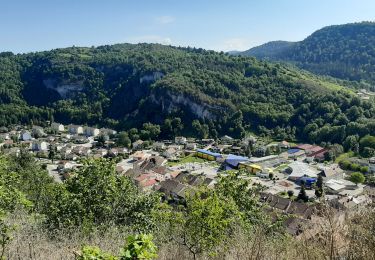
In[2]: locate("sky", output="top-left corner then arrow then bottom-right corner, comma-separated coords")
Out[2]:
1,0 -> 374,53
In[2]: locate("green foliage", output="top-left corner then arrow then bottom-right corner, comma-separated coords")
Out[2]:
359,135 -> 375,157
215,172 -> 265,227
181,189 -> 240,258
315,175 -> 324,198
76,246 -> 117,260
42,159 -> 160,231
1,43 -> 374,143
297,185 -> 309,202
243,22 -> 375,85
349,172 -> 365,185
0,156 -> 32,214
0,218 -> 16,260
120,234 -> 158,260
117,132 -> 131,148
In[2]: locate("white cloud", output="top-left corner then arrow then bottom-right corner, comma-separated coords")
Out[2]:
127,35 -> 172,45
155,15 -> 175,25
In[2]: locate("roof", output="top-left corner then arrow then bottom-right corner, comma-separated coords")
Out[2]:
196,149 -> 222,157
288,161 -> 319,179
249,164 -> 262,170
309,146 -> 325,153
248,155 -> 278,163
325,179 -> 348,191
296,144 -> 314,150
225,154 -> 249,167
288,149 -> 301,154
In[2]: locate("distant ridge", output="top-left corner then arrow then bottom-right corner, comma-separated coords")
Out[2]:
240,22 -> 375,85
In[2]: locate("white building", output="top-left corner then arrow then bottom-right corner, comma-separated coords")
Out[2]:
175,136 -> 187,145
67,125 -> 83,135
32,141 -> 48,151
84,126 -> 100,137
100,128 -> 117,136
51,122 -> 64,132
21,130 -> 32,141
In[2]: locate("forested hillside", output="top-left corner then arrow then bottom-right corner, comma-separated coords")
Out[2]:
0,43 -> 375,143
241,22 -> 375,86
240,41 -> 295,60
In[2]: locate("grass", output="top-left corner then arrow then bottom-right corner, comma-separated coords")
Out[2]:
275,163 -> 289,171
335,151 -> 355,163
167,154 -> 206,166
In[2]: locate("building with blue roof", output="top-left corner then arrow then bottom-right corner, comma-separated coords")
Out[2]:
225,154 -> 249,168
196,149 -> 222,161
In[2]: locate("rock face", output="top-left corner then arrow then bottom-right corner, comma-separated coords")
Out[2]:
139,72 -> 164,84
150,90 -> 222,120
43,79 -> 84,99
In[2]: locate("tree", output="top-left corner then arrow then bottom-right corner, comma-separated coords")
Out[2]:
141,123 -> 161,140
360,166 -> 369,174
180,189 -> 240,259
76,245 -> 116,260
43,159 -> 160,231
287,190 -> 294,198
192,120 -> 209,139
121,234 -> 158,260
359,135 -> 375,157
343,135 -> 359,152
349,172 -> 365,186
297,185 -> 309,202
48,144 -> 56,163
117,132 -> 131,148
315,175 -> 324,198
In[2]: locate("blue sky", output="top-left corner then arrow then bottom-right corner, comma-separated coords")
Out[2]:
1,0 -> 374,53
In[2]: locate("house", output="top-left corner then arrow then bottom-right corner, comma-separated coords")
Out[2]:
287,161 -> 319,181
153,142 -> 166,151
287,149 -> 305,158
67,125 -> 83,135
71,135 -> 88,144
20,130 -> 32,141
100,128 -> 117,136
131,151 -> 149,161
175,136 -> 187,145
84,126 -> 100,137
31,140 -> 48,151
57,161 -> 75,172
51,123 -> 64,132
256,168 -> 273,178
185,142 -> 197,150
0,133 -> 10,140
279,141 -> 290,149
116,147 -> 129,155
306,148 -> 328,162
32,126 -> 46,137
318,165 -> 345,179
163,147 -> 179,159
132,140 -> 144,150
239,162 -> 263,174
225,154 -> 249,169
325,179 -> 358,194
196,149 -> 222,161
221,135 -> 234,144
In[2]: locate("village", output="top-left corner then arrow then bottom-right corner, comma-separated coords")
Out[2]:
0,122 -> 374,237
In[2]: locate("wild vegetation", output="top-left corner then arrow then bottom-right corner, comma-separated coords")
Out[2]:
241,22 -> 375,87
0,152 -> 374,259
0,43 -> 375,144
